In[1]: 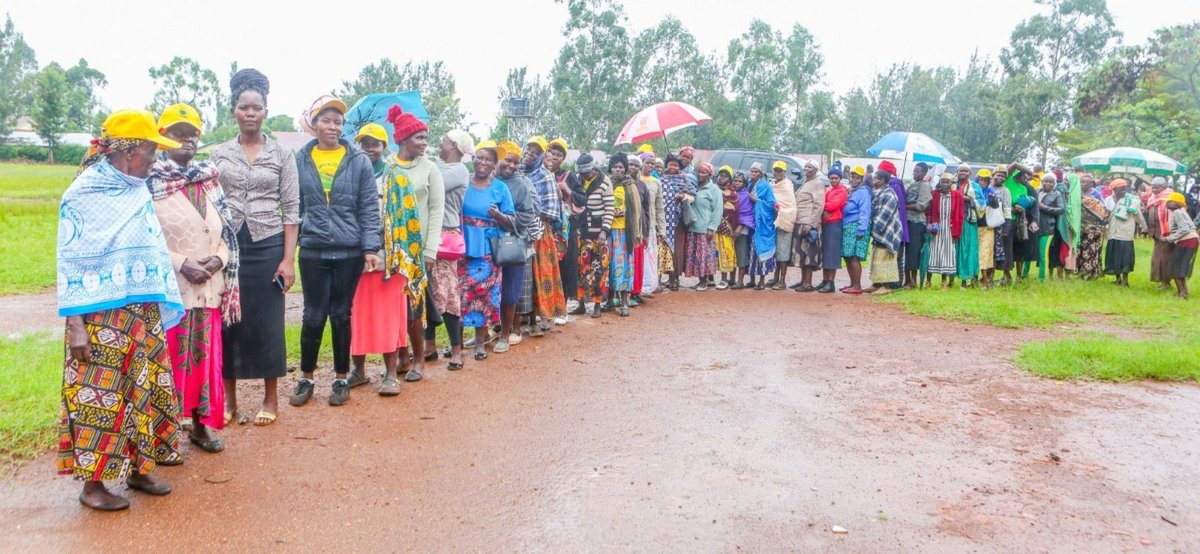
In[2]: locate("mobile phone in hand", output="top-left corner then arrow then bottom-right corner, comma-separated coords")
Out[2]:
274,274 -> 286,291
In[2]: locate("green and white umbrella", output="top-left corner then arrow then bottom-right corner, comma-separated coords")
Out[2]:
1071,147 -> 1188,176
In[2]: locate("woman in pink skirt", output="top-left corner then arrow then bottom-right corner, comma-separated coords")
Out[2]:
348,121 -> 427,396
149,103 -> 239,453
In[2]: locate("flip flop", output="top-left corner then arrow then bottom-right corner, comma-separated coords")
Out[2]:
447,361 -> 464,371
474,350 -> 488,361
253,411 -> 277,426
224,409 -> 237,426
423,352 -> 439,362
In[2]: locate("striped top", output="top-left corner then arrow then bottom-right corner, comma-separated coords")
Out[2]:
580,174 -> 615,238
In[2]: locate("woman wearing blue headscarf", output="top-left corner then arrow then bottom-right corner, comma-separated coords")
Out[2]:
748,162 -> 777,290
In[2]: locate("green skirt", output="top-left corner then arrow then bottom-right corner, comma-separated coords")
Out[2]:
956,221 -> 980,280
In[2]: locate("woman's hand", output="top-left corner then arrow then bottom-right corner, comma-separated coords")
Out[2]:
275,259 -> 296,292
363,253 -> 382,272
1029,221 -> 1039,233
180,259 -> 212,285
199,256 -> 224,275
66,316 -> 91,364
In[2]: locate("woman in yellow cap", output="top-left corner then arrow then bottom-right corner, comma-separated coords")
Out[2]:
210,69 -> 298,426
149,103 -> 238,455
769,160 -> 797,290
1165,192 -> 1197,299
58,109 -> 185,510
974,168 -> 996,286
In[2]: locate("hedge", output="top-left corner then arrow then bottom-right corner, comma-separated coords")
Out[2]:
0,144 -> 89,165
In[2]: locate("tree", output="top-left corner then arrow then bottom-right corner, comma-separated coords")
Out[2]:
339,58 -> 467,142
32,63 -> 69,163
1000,0 -> 1119,163
780,23 -> 825,151
1062,23 -> 1200,176
148,56 -> 222,128
63,58 -> 106,132
548,0 -> 635,150
725,20 -> 789,150
0,15 -> 38,139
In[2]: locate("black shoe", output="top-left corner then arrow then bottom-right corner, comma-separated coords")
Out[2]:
329,379 -> 350,406
289,379 -> 314,407
795,284 -> 816,292
789,282 -> 804,290
346,370 -> 369,389
816,281 -> 836,293
568,303 -> 586,315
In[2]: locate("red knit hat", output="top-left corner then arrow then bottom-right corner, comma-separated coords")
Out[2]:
387,105 -> 428,144
878,160 -> 897,175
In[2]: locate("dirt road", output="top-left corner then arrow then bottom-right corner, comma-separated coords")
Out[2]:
2,290 -> 1197,551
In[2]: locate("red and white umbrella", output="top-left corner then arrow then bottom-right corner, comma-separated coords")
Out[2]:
614,101 -> 712,146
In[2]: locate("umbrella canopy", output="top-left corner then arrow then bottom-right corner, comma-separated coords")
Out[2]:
337,92 -> 429,152
1071,147 -> 1188,176
867,132 -> 960,165
614,101 -> 711,146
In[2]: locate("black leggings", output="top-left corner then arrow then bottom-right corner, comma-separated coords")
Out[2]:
423,313 -> 463,346
299,256 -> 364,375
559,216 -> 582,300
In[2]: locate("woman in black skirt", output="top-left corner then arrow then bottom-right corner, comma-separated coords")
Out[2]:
210,69 -> 300,426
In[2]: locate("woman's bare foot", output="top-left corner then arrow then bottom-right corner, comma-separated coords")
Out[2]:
80,482 -> 129,511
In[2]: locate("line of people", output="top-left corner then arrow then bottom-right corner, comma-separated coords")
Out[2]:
53,66 -> 1198,511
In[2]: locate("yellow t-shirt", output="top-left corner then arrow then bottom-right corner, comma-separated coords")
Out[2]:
612,184 -> 627,230
311,146 -> 346,201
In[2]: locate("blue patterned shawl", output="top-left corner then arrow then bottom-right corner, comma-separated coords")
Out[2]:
57,159 -> 184,329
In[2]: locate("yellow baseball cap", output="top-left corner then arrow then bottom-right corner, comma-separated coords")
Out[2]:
718,165 -> 734,176
498,140 -> 522,160
637,144 -> 654,154
849,166 -> 866,177
548,137 -> 569,155
474,139 -> 505,161
526,135 -> 549,154
354,123 -> 389,145
977,168 -> 993,179
103,109 -> 181,150
156,103 -> 203,136
1168,192 -> 1187,205
307,94 -> 348,122
772,160 -> 787,171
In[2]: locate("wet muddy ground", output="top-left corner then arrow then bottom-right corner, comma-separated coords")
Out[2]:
2,289 -> 1198,551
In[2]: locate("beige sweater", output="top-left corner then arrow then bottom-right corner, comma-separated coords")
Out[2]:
772,178 -> 797,231
155,192 -> 230,310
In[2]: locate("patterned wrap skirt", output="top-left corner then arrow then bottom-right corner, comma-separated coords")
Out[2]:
775,229 -> 794,264
870,246 -> 899,284
685,232 -> 718,277
460,256 -> 501,328
608,229 -> 635,292
716,233 -> 737,273
350,272 -> 408,355
59,303 -> 182,481
633,242 -> 646,295
656,234 -> 675,275
793,227 -> 822,268
166,307 -> 224,430
430,258 -> 463,317
1077,226 -> 1105,279
927,229 -> 957,275
579,237 -> 611,304
841,221 -> 869,260
516,257 -> 535,314
978,225 -> 996,271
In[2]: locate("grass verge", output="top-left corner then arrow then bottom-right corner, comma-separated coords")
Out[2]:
877,239 -> 1199,381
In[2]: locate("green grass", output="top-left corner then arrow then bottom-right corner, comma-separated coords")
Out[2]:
0,162 -> 74,295
878,239 -> 1200,381
0,332 -> 65,462
0,162 -> 76,200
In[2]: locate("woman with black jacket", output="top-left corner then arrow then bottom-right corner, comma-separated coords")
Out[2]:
290,96 -> 381,408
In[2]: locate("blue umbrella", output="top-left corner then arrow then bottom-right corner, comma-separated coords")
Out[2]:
341,91 -> 429,152
867,132 -> 960,165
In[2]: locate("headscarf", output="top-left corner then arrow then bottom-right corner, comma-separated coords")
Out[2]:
698,161 -> 714,177
79,137 -> 150,177
1004,169 -> 1029,221
58,158 -> 185,329
380,161 -> 427,304
1145,181 -> 1172,236
149,153 -> 242,323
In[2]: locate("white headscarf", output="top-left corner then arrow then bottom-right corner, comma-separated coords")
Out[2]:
444,129 -> 475,158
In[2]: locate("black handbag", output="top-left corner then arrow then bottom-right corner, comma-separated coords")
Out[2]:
679,201 -> 695,227
490,233 -> 528,267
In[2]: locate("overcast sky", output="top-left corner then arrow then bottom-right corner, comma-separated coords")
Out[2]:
6,0 -> 1199,137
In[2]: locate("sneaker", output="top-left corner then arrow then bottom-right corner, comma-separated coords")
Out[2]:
329,379 -> 350,406
494,339 -> 510,353
508,333 -> 523,346
696,283 -> 708,291
715,281 -> 729,290
553,316 -> 569,326
346,369 -> 369,389
290,379 -> 314,407
566,299 -> 580,312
